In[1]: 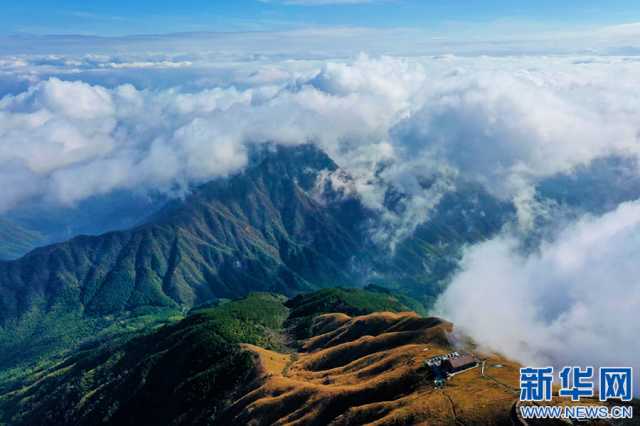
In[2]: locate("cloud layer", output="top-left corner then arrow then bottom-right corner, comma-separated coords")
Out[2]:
437,200 -> 640,376
3,54 -> 640,225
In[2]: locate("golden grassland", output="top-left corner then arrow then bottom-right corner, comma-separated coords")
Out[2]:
228,313 -> 495,425
229,311 -> 609,425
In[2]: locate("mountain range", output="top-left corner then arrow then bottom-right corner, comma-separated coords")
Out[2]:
0,145 -> 637,425
0,145 -> 512,374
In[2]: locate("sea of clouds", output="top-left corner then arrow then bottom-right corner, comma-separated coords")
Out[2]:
4,54 -> 640,212
2,37 -> 640,375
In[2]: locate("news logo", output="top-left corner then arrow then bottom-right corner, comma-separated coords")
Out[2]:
518,366 -> 634,421
559,366 -> 594,401
600,368 -> 633,402
520,367 -> 554,401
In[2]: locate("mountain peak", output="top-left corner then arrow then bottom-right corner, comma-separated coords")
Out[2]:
0,144 -> 511,378
0,145 -> 367,372
247,143 -> 338,193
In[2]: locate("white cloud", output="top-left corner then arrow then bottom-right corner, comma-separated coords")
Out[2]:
2,54 -> 640,241
0,78 -> 253,208
436,200 -> 640,378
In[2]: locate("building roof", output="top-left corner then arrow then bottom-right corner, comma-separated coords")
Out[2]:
445,354 -> 476,370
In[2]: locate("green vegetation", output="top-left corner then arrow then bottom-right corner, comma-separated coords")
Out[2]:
0,305 -> 182,385
382,183 -> 515,307
287,286 -> 420,319
0,146 -> 366,375
191,292 -> 290,350
0,289 -> 424,426
0,293 -> 289,426
285,286 -> 423,340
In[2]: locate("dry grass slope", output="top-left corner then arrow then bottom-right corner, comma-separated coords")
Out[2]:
224,312 -> 531,426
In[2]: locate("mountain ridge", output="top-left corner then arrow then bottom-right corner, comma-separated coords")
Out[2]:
0,144 -> 513,376
0,289 -> 605,426
0,145 -> 366,322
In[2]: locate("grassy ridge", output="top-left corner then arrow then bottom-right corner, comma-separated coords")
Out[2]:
285,286 -> 423,340
287,286 -> 422,319
0,288 -> 422,426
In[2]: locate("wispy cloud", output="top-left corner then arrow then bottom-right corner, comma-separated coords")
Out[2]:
66,11 -> 129,22
4,20 -> 640,57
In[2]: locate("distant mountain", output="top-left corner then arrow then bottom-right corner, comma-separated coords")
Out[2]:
0,218 -> 43,260
384,184 -> 514,305
0,145 -> 512,374
517,155 -> 640,248
538,156 -> 640,215
6,190 -> 166,247
0,145 -> 368,316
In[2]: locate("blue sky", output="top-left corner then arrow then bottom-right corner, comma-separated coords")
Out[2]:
4,0 -> 640,36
